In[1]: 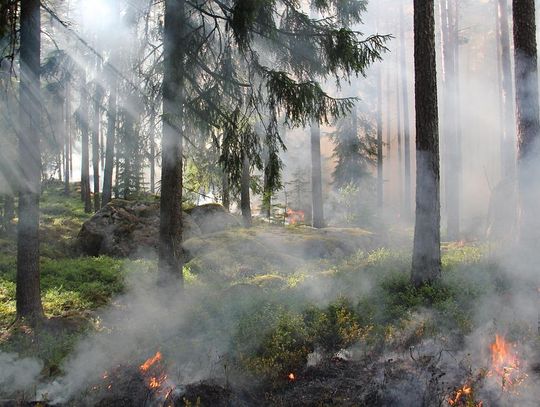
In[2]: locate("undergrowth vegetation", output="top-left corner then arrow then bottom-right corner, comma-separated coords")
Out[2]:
0,185 -> 519,388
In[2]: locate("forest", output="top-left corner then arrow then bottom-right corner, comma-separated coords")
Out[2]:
1,0 -> 540,405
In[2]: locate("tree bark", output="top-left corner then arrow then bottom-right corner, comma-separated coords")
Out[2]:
241,151 -> 252,227
376,66 -> 383,209
262,150 -> 272,219
498,0 -> 515,178
149,104 -> 156,194
411,0 -> 441,286
395,51 -> 403,210
311,123 -> 324,228
400,5 -> 412,219
221,169 -> 230,211
513,0 -> 540,244
159,0 -> 185,285
385,66 -> 391,160
440,0 -> 460,240
102,78 -> 116,207
80,79 -> 92,213
92,81 -> 102,212
16,0 -> 43,321
64,81 -> 71,195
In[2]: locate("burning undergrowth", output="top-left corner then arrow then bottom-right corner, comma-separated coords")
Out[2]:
3,244 -> 540,406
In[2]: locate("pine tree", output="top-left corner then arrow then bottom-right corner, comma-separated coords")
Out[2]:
411,0 -> 442,286
16,0 -> 44,322
513,0 -> 540,245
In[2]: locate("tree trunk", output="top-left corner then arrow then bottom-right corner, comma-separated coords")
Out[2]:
149,104 -> 156,194
16,0 -> 43,322
311,123 -> 324,228
102,79 -> 116,207
411,0 -> 441,286
376,66 -> 383,209
498,0 -> 515,178
159,0 -> 185,285
221,170 -> 230,211
92,82 -> 102,212
395,51 -> 403,210
263,152 -> 272,220
385,66 -> 392,161
80,80 -> 92,213
440,0 -> 460,240
513,0 -> 540,244
241,151 -> 252,227
64,82 -> 71,195
400,5 -> 412,219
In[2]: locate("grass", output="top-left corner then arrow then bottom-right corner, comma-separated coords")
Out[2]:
0,255 -> 129,327
0,183 -> 525,390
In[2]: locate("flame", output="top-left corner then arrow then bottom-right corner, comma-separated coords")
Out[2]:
288,372 -> 296,381
140,351 -> 162,373
488,334 -> 528,392
286,209 -> 305,225
447,384 -> 482,406
139,351 -> 175,398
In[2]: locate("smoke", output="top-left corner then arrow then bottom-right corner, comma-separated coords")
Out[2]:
0,352 -> 43,396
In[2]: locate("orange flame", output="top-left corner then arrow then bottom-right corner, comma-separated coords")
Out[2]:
447,384 -> 481,406
288,372 -> 296,381
139,351 -> 174,397
140,351 -> 162,373
489,334 -> 527,391
286,209 -> 305,225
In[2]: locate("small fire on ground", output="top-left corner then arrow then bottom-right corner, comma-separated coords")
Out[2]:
139,351 -> 174,397
488,334 -> 528,391
447,334 -> 528,406
447,383 -> 482,407
286,209 -> 305,225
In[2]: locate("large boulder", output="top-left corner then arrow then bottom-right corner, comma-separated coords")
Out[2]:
186,203 -> 241,234
78,200 -> 240,258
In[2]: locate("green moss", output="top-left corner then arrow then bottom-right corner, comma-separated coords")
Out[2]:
0,256 -> 133,329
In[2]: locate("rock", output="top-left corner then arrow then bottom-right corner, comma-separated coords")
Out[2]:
78,200 -> 239,258
186,203 -> 242,234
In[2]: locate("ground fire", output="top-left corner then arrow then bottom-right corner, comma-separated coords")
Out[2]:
139,351 -> 174,398
286,209 -> 305,225
488,334 -> 528,392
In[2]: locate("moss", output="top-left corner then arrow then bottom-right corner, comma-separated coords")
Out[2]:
0,256 -> 132,329
249,274 -> 287,289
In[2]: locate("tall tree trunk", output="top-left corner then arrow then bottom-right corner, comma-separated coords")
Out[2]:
385,66 -> 391,160
498,0 -> 515,178
262,149 -> 272,220
453,0 -> 463,234
411,0 -> 441,286
102,79 -> 116,207
395,51 -> 403,210
159,0 -> 185,285
311,123 -> 324,228
80,80 -> 92,213
149,104 -> 156,194
400,5 -> 412,219
440,0 -> 460,240
221,169 -> 230,210
16,0 -> 43,321
513,0 -> 540,244
376,66 -> 383,209
241,151 -> 252,227
92,82 -> 102,212
64,82 -> 71,195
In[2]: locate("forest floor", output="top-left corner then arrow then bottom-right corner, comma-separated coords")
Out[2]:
1,184 -> 540,406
